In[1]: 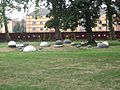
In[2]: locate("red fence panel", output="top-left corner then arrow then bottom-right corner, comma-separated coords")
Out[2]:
0,31 -> 120,41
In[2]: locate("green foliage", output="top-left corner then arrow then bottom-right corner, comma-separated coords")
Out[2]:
45,18 -> 59,28
0,0 -> 30,41
102,0 -> 119,39
0,16 -> 3,28
13,22 -> 23,33
44,0 -> 66,29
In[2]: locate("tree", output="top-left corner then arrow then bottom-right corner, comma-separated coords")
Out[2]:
0,0 -> 30,41
35,0 -> 66,40
63,0 -> 101,44
0,0 -> 11,41
0,14 -> 3,29
45,18 -> 61,40
13,22 -> 22,33
101,0 -> 120,39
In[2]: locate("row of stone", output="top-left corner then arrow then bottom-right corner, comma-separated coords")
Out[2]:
8,40 -> 109,52
7,39 -> 72,52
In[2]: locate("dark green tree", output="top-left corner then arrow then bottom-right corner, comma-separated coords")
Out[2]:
0,15 -> 3,28
46,0 -> 67,40
35,0 -> 66,40
0,0 -> 30,41
13,22 -> 23,33
63,0 -> 101,44
101,0 -> 120,39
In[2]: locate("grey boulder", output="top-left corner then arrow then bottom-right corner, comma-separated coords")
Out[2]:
40,41 -> 50,47
8,41 -> 16,48
63,39 -> 72,44
55,40 -> 63,45
23,45 -> 36,52
97,41 -> 109,48
54,45 -> 64,48
97,43 -> 109,48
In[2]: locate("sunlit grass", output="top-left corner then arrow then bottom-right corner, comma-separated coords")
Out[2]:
0,40 -> 120,90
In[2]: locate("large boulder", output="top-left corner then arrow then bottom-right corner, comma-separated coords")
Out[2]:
87,45 -> 92,48
55,40 -> 63,45
8,41 -> 16,48
97,42 -> 101,46
102,41 -> 109,46
71,42 -> 77,46
97,43 -> 109,48
23,45 -> 36,52
54,45 -> 64,48
16,44 -> 24,48
40,41 -> 50,47
75,44 -> 81,48
80,42 -> 86,46
16,44 -> 24,50
97,41 -> 109,48
63,39 -> 72,44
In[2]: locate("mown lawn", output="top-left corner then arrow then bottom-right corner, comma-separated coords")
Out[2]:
0,41 -> 120,90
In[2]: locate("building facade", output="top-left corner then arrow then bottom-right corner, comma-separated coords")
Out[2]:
0,20 -> 13,33
25,8 -> 120,33
0,19 -> 26,33
25,8 -> 55,33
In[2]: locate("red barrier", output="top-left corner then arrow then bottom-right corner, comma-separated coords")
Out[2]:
0,31 -> 120,41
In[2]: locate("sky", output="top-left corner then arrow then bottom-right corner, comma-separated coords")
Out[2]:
9,1 -> 36,21
9,0 -> 112,21
9,0 -> 46,21
10,6 -> 35,21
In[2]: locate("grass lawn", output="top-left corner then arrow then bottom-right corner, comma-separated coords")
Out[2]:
0,40 -> 120,90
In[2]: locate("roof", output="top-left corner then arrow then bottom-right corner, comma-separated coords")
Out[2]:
27,8 -> 50,16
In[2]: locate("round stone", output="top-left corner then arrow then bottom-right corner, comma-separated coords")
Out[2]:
87,45 -> 92,48
102,41 -> 109,46
23,45 -> 36,52
54,45 -> 64,48
55,40 -> 63,45
8,41 -> 16,48
16,44 -> 24,48
97,43 -> 109,48
40,41 -> 50,47
63,39 -> 72,44
97,42 -> 101,46
81,42 -> 85,45
71,42 -> 77,46
75,44 -> 81,48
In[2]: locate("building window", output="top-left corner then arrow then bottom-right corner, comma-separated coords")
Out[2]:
98,27 -> 102,30
40,21 -> 43,25
98,20 -> 102,24
40,28 -> 43,31
32,21 -> 36,25
32,27 -> 36,31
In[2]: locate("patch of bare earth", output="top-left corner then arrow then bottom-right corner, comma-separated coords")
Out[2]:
0,47 -> 16,52
39,44 -> 78,51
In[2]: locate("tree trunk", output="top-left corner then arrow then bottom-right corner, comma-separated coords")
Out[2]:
4,24 -> 11,41
107,3 -> 116,40
85,12 -> 96,45
55,28 -> 62,40
2,4 -> 11,42
108,14 -> 116,40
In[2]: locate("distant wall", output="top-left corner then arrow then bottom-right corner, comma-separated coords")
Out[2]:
0,31 -> 120,41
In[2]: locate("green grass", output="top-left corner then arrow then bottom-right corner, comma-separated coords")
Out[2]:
0,41 -> 120,90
